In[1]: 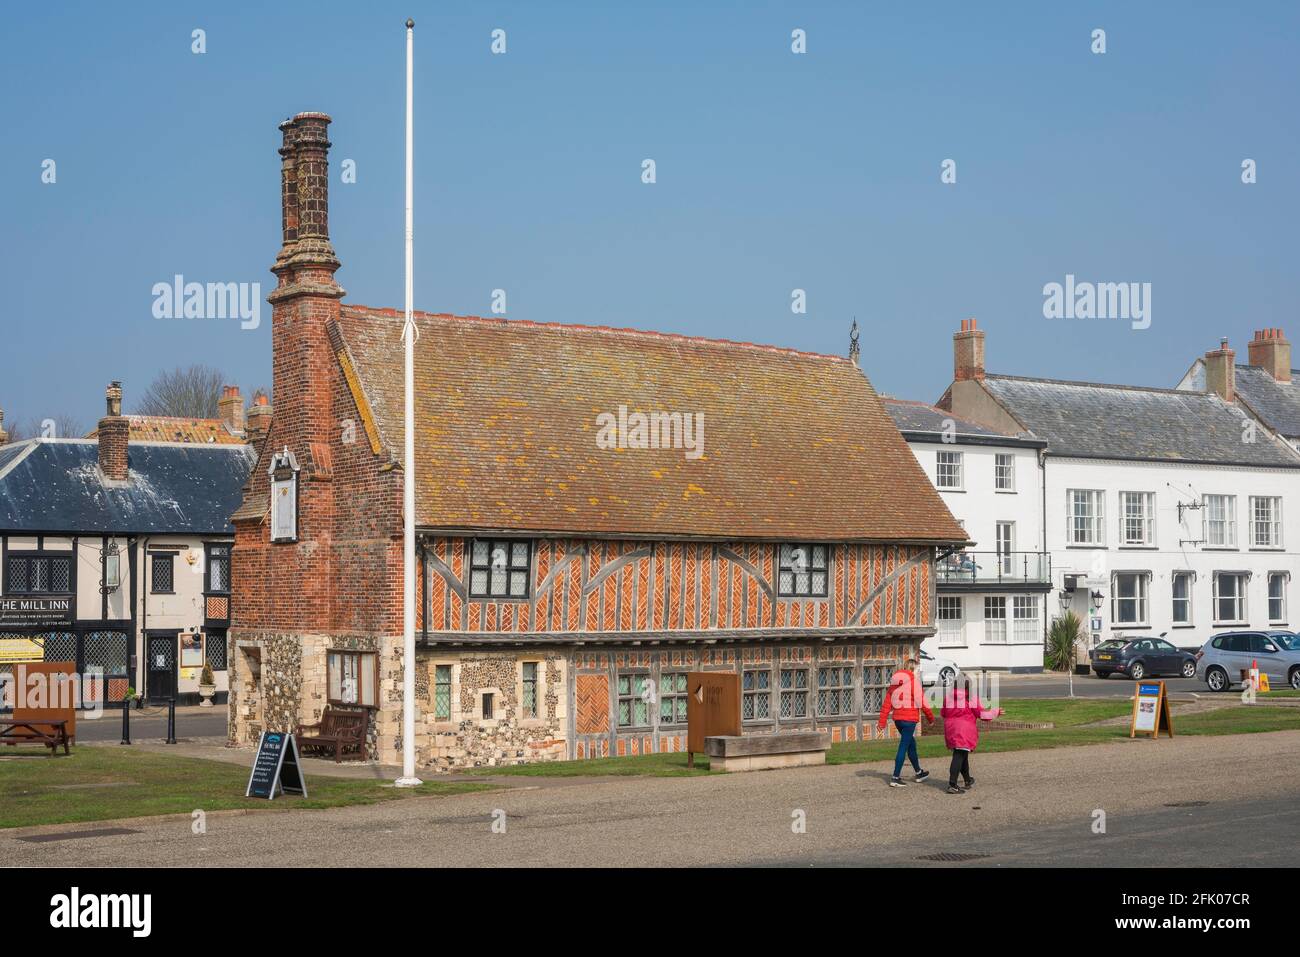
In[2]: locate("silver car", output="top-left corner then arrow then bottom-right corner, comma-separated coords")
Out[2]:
1195,630 -> 1300,691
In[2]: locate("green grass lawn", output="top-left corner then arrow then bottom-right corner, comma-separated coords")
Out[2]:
473,698 -> 1300,778
0,746 -> 496,830
6,700 -> 1298,826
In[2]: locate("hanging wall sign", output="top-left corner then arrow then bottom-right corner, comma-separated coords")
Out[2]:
1130,681 -> 1174,739
245,731 -> 308,800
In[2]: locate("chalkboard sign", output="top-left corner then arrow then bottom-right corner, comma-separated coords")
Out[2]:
245,731 -> 307,800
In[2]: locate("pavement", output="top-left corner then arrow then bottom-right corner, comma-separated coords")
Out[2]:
73,704 -> 228,743
7,728 -> 1299,867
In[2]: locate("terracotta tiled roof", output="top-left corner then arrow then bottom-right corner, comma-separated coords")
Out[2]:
334,307 -> 966,543
85,416 -> 245,445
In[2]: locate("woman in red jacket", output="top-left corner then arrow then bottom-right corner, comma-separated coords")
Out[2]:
876,658 -> 934,787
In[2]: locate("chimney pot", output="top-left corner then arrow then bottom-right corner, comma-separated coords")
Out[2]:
218,384 -> 245,434
97,381 -> 129,480
953,319 -> 986,382
1204,340 -> 1237,404
1247,326 -> 1291,382
245,391 -> 273,447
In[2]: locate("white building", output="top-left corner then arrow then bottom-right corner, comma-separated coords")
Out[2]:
933,320 -> 1300,667
884,398 -> 1051,673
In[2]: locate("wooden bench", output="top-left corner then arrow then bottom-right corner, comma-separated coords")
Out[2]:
704,731 -> 829,772
0,719 -> 71,756
296,707 -> 369,762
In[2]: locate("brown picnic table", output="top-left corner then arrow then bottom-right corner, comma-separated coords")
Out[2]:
0,718 -> 71,755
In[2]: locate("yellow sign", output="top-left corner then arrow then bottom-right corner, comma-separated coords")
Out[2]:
0,637 -> 45,663
1258,673 -> 1271,693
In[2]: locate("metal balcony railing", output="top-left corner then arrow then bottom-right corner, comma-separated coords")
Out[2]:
936,550 -> 1052,586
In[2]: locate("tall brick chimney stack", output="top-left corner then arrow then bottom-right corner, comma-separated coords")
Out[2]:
97,381 -> 130,481
1247,328 -> 1291,383
219,385 -> 245,434
245,391 -> 272,446
953,318 -> 986,381
235,111 -> 348,633
266,112 -> 344,474
1204,338 -> 1236,404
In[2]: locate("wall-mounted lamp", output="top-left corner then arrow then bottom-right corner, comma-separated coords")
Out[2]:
100,541 -> 121,595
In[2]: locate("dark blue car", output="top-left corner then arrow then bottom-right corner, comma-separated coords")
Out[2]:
1089,635 -> 1198,681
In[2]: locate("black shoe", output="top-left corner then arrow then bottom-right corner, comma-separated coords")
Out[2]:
889,776 -> 909,788
946,785 -> 963,794
914,770 -> 931,783
963,778 -> 974,789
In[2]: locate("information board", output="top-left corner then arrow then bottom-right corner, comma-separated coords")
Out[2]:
245,731 -> 307,799
1130,680 -> 1174,739
686,671 -> 741,768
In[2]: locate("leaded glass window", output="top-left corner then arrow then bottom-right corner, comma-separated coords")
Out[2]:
151,554 -> 174,594
742,668 -> 771,721
522,661 -> 538,718
468,539 -> 531,599
617,673 -> 650,727
779,668 -> 809,719
434,664 -> 452,720
659,671 -> 688,724
816,665 -> 854,716
777,544 -> 828,597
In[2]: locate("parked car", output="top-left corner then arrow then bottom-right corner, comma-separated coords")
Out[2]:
1195,630 -> 1300,692
1089,635 -> 1197,680
919,649 -> 959,686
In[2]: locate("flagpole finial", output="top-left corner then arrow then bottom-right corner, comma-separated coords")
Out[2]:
406,18 -> 414,28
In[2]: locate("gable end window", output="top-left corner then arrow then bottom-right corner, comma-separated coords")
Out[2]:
777,544 -> 828,597
468,539 -> 532,599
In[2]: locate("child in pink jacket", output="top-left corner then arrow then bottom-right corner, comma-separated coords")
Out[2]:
940,676 -> 1002,793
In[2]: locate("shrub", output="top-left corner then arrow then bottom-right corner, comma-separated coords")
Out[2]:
1046,611 -> 1083,672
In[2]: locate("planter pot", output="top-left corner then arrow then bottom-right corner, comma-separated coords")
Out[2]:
198,685 -> 216,708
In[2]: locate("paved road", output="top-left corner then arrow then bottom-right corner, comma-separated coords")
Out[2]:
8,728 -> 1297,867
73,705 -> 228,743
991,673 -> 1208,699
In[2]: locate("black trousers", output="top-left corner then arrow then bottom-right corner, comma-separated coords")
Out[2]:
948,748 -> 971,786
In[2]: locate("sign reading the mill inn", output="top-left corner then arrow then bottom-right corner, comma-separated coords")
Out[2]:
0,597 -> 73,629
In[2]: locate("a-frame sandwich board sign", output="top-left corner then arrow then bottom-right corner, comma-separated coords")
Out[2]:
246,731 -> 308,799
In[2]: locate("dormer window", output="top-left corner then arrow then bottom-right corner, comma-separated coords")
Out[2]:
268,448 -> 300,543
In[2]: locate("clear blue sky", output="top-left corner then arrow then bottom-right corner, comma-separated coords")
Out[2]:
2,1 -> 1297,431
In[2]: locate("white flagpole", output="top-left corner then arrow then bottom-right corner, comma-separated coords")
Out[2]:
396,16 -> 422,787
